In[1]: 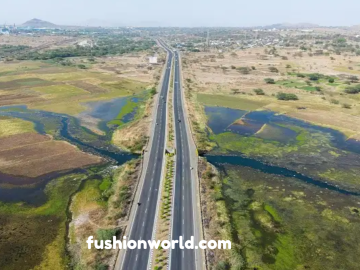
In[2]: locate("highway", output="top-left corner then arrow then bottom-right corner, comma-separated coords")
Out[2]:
170,50 -> 197,270
120,41 -> 173,270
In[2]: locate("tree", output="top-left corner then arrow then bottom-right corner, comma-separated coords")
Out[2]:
231,89 -> 240,94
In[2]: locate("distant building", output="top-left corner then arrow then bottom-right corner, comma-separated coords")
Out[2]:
149,56 -> 158,64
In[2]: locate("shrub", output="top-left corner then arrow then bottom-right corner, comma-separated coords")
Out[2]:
237,67 -> 251,74
349,75 -> 359,83
328,78 -> 335,83
342,103 -> 352,109
264,78 -> 275,84
97,228 -> 119,241
344,84 -> 360,94
308,73 -> 321,81
330,99 -> 340,104
253,88 -> 265,95
269,66 -> 279,73
297,73 -> 306,78
276,92 -> 299,101
150,87 -> 157,95
315,86 -> 322,92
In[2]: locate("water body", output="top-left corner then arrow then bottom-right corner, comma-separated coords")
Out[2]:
206,154 -> 360,196
205,106 -> 360,154
0,105 -> 137,205
79,96 -> 140,133
205,106 -> 247,134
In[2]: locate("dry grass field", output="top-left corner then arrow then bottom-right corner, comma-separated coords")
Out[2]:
0,51 -> 163,115
0,132 -> 102,180
182,46 -> 360,139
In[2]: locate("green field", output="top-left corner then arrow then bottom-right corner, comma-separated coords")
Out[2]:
0,117 -> 35,138
197,93 -> 267,110
218,165 -> 360,270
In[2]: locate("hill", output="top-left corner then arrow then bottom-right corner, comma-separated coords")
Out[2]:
22,18 -> 57,28
261,22 -> 320,29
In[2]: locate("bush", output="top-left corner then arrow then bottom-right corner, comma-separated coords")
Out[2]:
264,78 -> 275,84
96,228 -> 119,241
342,103 -> 352,109
344,84 -> 360,94
276,92 -> 299,101
269,66 -> 279,73
237,67 -> 251,74
297,73 -> 306,78
150,87 -> 157,95
253,88 -> 265,95
330,99 -> 340,104
308,73 -> 321,81
328,78 -> 335,83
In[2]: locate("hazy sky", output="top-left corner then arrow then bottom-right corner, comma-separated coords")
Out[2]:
2,0 -> 360,27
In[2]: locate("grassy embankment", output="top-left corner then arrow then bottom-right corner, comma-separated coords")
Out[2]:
69,159 -> 141,269
0,171 -> 89,270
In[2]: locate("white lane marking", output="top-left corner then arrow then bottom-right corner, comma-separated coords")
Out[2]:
143,221 -> 145,227
145,208 -> 148,214
136,254 -> 138,261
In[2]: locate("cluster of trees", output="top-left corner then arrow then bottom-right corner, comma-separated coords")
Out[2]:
15,38 -> 155,61
0,45 -> 30,58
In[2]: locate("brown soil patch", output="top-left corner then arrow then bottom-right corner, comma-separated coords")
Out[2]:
0,93 -> 42,106
0,78 -> 56,90
69,81 -> 108,93
0,133 -> 102,180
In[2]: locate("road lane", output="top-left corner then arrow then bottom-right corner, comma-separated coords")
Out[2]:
120,42 -> 173,270
170,50 -> 196,270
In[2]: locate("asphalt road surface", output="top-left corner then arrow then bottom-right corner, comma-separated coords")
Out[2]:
170,50 -> 196,270
120,42 -> 173,270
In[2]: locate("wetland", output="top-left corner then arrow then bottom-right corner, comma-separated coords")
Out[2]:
201,105 -> 360,270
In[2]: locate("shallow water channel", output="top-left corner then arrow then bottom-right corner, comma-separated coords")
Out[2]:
204,106 -> 360,196
0,105 -> 137,205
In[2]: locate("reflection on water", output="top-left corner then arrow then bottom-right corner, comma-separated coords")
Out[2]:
79,96 -> 140,133
205,106 -> 360,154
205,106 -> 247,134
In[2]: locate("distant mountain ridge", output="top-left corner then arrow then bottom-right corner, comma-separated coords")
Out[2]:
21,18 -> 57,28
260,22 -> 320,29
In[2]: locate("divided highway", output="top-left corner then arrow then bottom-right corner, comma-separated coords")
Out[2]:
119,42 -> 173,270
170,50 -> 198,270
